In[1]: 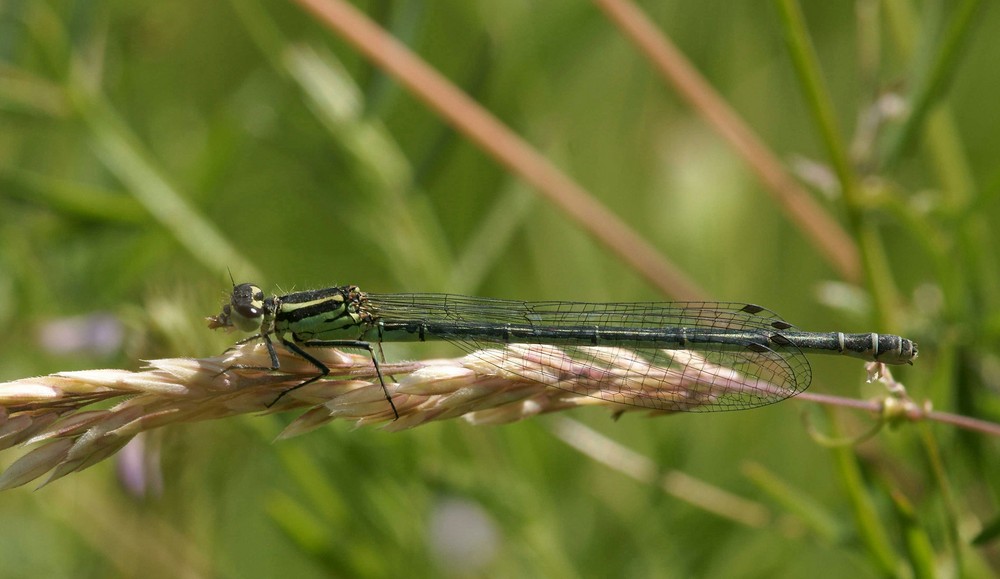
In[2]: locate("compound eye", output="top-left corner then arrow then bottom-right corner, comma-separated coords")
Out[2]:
234,303 -> 261,318
230,284 -> 265,318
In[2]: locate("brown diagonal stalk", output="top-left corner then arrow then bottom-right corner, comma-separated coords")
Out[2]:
595,0 -> 861,282
290,0 -> 706,300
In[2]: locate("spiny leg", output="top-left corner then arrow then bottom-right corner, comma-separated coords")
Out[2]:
375,341 -> 400,390
266,339 -> 330,408
275,339 -> 400,419
219,333 -> 281,375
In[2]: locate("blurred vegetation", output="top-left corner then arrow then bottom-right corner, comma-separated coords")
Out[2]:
1,0 -> 999,576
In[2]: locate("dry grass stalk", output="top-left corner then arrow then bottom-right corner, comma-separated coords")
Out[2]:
0,341 -> 782,489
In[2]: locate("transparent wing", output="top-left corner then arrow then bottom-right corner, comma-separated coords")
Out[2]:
456,343 -> 809,413
367,295 -> 812,412
368,295 -> 796,332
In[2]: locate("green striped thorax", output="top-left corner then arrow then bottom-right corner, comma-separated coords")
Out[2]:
208,283 -> 373,342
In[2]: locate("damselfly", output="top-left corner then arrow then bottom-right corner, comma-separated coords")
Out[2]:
208,283 -> 917,418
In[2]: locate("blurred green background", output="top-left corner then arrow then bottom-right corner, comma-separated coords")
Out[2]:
2,0 -> 999,577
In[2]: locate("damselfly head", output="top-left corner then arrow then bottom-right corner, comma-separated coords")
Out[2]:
207,283 -> 267,333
